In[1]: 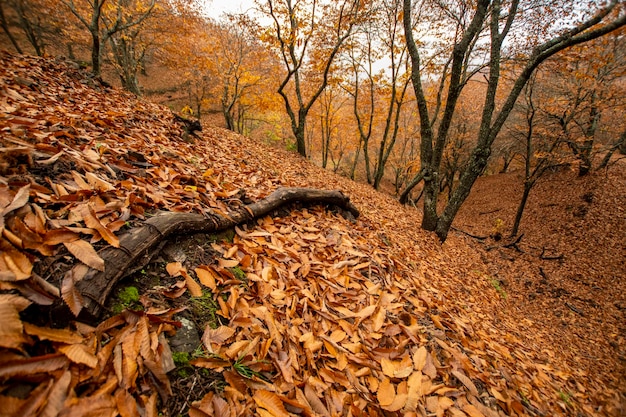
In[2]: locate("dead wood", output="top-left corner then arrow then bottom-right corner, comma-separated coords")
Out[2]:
76,187 -> 359,321
450,226 -> 488,241
540,247 -> 564,260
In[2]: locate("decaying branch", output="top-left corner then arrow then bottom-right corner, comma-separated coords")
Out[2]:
75,187 -> 359,320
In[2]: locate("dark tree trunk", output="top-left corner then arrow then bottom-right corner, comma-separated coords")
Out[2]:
511,181 -> 532,237
0,2 -> 22,54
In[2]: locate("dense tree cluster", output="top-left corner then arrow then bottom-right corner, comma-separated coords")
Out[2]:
1,0 -> 623,240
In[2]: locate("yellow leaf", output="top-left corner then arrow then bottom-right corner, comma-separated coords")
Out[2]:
183,270 -> 203,297
377,377 -> 395,407
413,346 -> 427,371
404,371 -> 423,411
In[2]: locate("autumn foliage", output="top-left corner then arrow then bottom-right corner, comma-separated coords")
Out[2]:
1,49 -> 625,416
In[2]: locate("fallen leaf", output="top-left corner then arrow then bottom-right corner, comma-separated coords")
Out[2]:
253,389 -> 290,417
64,239 -> 105,271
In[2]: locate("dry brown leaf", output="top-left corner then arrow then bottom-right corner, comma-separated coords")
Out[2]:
64,239 -> 105,271
253,389 -> 290,417
413,346 -> 428,371
0,238 -> 33,280
166,261 -> 184,277
61,265 -> 87,316
115,388 -> 140,417
23,323 -> 84,344
39,370 -> 71,417
377,377 -> 395,407
82,204 -> 120,247
452,369 -> 479,396
59,343 -> 98,368
404,371 -> 423,411
0,297 -> 30,349
183,270 -> 203,297
43,228 -> 80,245
1,184 -> 30,216
0,353 -> 69,379
202,325 -> 236,352
462,404 -> 486,417
195,266 -> 218,291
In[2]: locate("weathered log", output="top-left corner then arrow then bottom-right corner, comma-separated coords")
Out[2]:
76,187 -> 359,320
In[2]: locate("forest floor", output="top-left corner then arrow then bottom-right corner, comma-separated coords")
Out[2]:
0,53 -> 624,417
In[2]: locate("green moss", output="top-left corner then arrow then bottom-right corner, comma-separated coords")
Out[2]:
229,266 -> 247,283
111,286 -> 142,313
190,291 -> 219,329
172,351 -> 191,367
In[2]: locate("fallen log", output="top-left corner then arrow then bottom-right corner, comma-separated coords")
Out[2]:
75,187 -> 359,321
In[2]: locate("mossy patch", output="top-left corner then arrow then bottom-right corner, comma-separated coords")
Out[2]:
229,266 -> 247,283
208,229 -> 235,243
111,286 -> 142,313
190,291 -> 220,329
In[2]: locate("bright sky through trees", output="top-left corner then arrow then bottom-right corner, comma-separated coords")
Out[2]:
202,0 -> 256,18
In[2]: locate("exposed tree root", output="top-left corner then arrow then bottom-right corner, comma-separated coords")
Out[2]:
75,187 -> 359,321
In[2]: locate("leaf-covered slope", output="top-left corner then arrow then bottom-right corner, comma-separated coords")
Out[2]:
0,52 -> 620,416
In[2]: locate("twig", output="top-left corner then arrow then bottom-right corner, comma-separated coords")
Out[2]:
565,302 -> 584,316
540,247 -> 564,260
451,227 -> 488,241
479,208 -> 501,215
503,233 -> 524,253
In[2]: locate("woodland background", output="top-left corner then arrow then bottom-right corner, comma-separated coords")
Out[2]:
1,0 -> 625,219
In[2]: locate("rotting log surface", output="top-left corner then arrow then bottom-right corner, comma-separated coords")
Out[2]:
76,187 -> 359,320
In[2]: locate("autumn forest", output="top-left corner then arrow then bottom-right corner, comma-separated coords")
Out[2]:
0,0 -> 625,416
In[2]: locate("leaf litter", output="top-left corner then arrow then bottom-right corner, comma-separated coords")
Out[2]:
0,51 -> 624,416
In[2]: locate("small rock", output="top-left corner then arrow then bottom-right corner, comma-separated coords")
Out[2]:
169,317 -> 201,353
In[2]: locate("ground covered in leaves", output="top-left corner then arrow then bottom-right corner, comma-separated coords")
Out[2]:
0,53 -> 624,417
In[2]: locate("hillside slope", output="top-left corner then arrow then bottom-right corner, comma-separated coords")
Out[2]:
0,52 -> 623,416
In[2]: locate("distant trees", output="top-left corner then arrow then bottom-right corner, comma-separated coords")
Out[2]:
256,0 -> 367,156
400,0 -> 626,241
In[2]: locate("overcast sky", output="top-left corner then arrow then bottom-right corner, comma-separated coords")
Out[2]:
203,0 -> 257,18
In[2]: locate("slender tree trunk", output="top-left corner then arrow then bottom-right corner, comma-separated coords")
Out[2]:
0,3 -> 23,53
511,182 -> 532,237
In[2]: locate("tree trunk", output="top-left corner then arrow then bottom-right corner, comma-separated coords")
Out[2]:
0,2 -> 22,54
91,30 -> 101,76
511,181 -> 532,237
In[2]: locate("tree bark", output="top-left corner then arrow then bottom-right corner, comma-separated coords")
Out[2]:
74,187 -> 359,321
0,2 -> 23,54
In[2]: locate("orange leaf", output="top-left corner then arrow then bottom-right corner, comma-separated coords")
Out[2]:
59,343 -> 98,368
253,390 -> 290,417
184,270 -> 203,297
82,204 -> 120,247
166,261 -> 184,277
64,239 -> 105,271
195,266 -> 217,291
377,377 -> 395,407
202,325 -> 235,352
